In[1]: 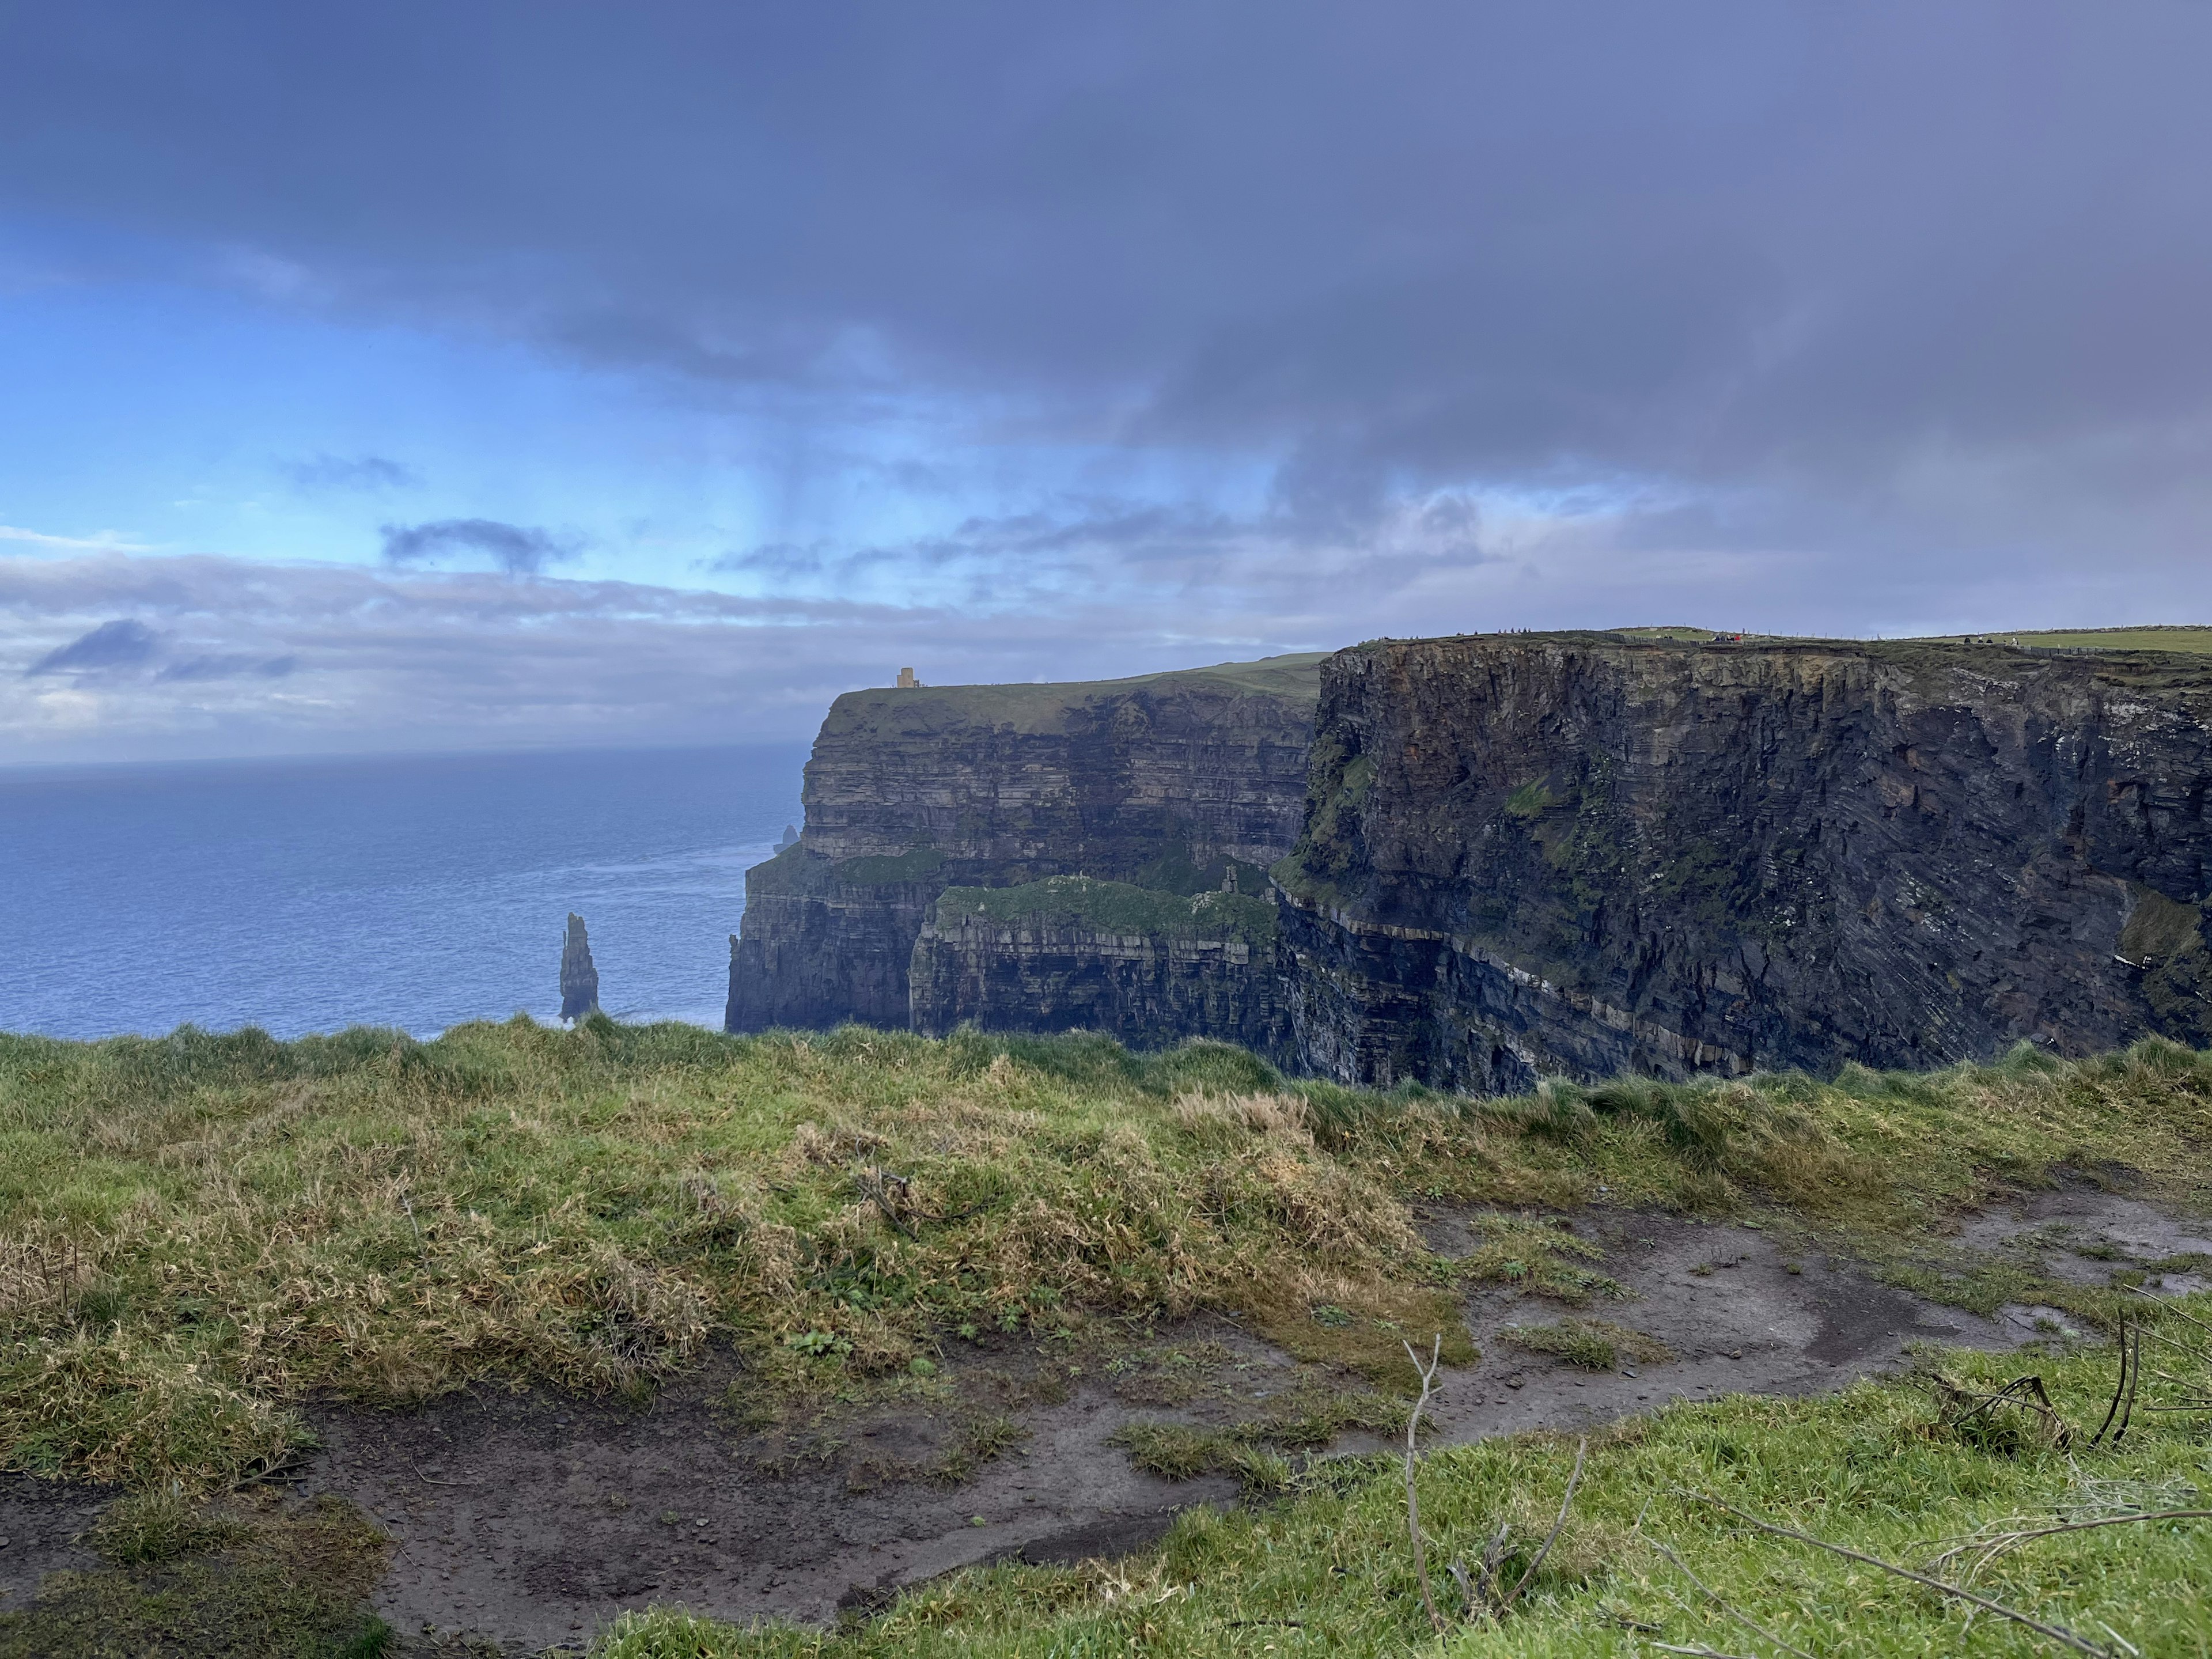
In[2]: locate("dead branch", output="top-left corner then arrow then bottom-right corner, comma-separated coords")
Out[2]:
1497,1437 -> 1586,1613
2090,1321 -> 2141,1449
1927,1509 -> 2212,1580
1938,1373 -> 2072,1448
1680,1489 -> 2116,1657
1646,1537 -> 1815,1659
1402,1334 -> 1446,1634
853,1166 -> 986,1237
2126,1282 -> 2212,1337
400,1192 -> 429,1264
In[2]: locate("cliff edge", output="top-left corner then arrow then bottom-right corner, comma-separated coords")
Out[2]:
725,654 -> 1322,1033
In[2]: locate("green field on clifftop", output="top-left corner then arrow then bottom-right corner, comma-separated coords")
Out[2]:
3,1022 -> 2210,1655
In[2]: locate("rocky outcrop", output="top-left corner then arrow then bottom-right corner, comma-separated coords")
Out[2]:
1277,634 -> 2212,1088
909,876 -> 1290,1051
725,656 -> 1321,1035
560,913 -> 599,1022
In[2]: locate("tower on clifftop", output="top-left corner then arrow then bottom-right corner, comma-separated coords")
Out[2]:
896,666 -> 919,688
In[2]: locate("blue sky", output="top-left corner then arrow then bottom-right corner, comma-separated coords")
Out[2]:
5,2 -> 2211,760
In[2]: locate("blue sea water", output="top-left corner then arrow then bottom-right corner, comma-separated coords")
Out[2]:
0,744 -> 805,1041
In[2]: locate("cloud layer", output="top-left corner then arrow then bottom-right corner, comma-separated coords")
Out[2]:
3,5 -> 2211,759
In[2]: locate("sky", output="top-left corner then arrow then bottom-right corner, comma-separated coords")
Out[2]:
2,1 -> 2210,761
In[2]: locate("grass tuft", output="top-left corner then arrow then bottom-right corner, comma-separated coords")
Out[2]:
1499,1316 -> 1674,1371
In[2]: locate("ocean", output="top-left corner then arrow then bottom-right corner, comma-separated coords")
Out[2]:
0,743 -> 806,1041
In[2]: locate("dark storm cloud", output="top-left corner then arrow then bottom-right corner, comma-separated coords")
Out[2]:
25,618 -> 157,675
282,453 -> 419,492
380,518 -> 577,576
4,2 -> 2211,619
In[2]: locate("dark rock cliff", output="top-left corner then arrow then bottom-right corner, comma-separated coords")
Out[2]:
725,656 -> 1321,1033
559,913 -> 599,1022
1277,634 -> 2212,1088
908,876 -> 1291,1052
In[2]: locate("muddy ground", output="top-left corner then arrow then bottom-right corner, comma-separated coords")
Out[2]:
5,1181 -> 2207,1654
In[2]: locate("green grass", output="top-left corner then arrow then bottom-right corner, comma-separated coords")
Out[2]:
820,652 -> 1325,738
589,1321 -> 2212,1658
1916,625 -> 2212,654
1497,1317 -> 1672,1372
2,1021 -> 2210,1496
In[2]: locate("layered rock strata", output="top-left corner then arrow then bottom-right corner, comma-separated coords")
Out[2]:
908,876 -> 1290,1052
729,632 -> 2212,1085
725,656 -> 1321,1034
1279,634 -> 2212,1088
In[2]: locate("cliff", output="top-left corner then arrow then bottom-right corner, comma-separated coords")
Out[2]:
1277,634 -> 2212,1088
725,654 -> 1321,1034
909,876 -> 1290,1051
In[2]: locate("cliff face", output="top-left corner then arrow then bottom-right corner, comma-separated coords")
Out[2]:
909,877 -> 1290,1053
1277,635 -> 2212,1088
725,656 -> 1321,1034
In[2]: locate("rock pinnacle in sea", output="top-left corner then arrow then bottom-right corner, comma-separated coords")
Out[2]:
560,912 -> 600,1022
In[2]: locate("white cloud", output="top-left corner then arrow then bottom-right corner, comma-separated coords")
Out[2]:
0,524 -> 150,552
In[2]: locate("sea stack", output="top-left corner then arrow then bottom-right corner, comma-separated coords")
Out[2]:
560,912 -> 600,1022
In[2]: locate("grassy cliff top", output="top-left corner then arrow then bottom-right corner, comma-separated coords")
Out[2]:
820,652 -> 1326,737
1911,623 -> 2212,653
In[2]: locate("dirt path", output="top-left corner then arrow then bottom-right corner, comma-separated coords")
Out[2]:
7,1182 -> 2205,1654
0,1472 -> 111,1618
299,1355 -> 1243,1653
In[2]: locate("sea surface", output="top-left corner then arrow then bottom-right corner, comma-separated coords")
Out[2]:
1,743 -> 805,1041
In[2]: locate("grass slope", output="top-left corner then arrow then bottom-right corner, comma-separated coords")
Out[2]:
2,1022 -> 2210,1652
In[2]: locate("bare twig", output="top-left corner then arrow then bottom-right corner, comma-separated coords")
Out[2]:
400,1193 -> 428,1264
406,1453 -> 482,1488
1680,1490 -> 2115,1656
1928,1509 -> 2212,1579
1646,1537 -> 1815,1659
2127,1282 -> 2212,1337
1402,1334 -> 1446,1634
1940,1373 -> 2073,1448
854,1166 -> 986,1237
1448,1559 -> 1479,1622
1498,1437 -> 1586,1613
2090,1320 -> 2135,1449
854,1168 -> 919,1238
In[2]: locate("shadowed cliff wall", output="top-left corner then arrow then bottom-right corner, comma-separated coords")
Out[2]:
1277,634 -> 2212,1089
908,877 -> 1290,1052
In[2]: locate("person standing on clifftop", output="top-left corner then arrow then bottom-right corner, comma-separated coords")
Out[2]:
560,912 -> 600,1022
